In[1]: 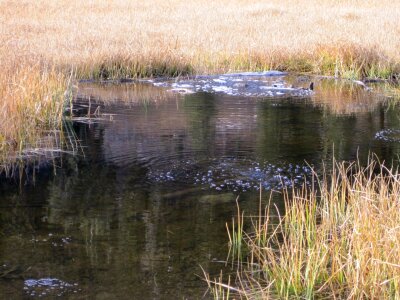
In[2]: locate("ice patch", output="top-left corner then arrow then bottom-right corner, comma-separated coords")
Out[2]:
375,129 -> 400,142
152,72 -> 313,98
171,83 -> 193,89
153,82 -> 169,87
169,88 -> 195,94
223,71 -> 288,77
212,86 -> 232,93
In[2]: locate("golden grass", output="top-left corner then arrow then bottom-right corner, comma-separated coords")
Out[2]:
2,0 -> 400,78
0,59 -> 69,170
1,0 -> 400,163
206,159 -> 400,299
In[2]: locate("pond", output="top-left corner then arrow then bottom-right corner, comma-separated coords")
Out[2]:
0,73 -> 399,299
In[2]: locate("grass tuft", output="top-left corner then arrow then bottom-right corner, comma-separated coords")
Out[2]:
0,60 -> 71,174
206,158 -> 400,299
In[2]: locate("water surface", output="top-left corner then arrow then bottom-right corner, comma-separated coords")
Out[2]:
1,74 -> 399,299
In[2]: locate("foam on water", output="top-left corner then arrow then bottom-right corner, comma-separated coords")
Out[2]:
24,278 -> 80,297
148,159 -> 313,192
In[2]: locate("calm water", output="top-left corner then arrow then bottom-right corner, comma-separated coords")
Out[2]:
1,74 -> 399,299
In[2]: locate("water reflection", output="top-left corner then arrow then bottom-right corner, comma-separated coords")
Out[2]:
1,77 -> 400,299
311,79 -> 385,114
0,165 -> 235,298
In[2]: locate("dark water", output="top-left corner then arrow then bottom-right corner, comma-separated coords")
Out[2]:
1,75 -> 399,299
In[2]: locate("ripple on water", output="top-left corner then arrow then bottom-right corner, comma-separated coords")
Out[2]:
148,159 -> 313,192
24,278 -> 80,297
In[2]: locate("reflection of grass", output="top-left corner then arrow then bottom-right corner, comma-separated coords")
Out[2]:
311,79 -> 386,115
383,83 -> 400,102
1,0 -> 400,165
206,158 -> 400,299
76,82 -> 176,105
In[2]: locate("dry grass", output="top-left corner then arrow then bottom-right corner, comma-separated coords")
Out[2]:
206,158 -> 400,299
0,58 -> 69,171
1,0 -> 400,163
2,0 -> 400,78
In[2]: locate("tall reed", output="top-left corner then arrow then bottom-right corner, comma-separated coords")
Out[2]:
0,60 -> 69,172
206,158 -> 400,299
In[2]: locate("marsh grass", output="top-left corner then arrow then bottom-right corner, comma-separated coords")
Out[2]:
206,158 -> 400,299
3,0 -> 400,81
0,61 -> 72,175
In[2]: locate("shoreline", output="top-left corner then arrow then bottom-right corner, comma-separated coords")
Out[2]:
0,69 -> 398,170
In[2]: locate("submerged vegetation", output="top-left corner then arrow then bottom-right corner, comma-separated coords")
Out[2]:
206,158 -> 400,299
0,0 -> 400,164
